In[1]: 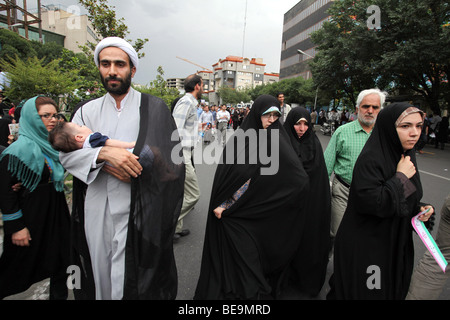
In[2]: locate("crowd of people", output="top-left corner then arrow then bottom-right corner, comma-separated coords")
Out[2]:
0,36 -> 449,301
314,105 -> 449,153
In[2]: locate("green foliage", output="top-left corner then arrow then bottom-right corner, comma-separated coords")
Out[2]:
0,1 -> 152,113
310,0 -> 450,114
0,55 -> 79,102
0,28 -> 104,111
0,29 -> 36,63
247,77 -> 327,109
216,86 -> 251,105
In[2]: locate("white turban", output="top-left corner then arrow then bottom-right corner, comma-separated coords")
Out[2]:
94,37 -> 139,69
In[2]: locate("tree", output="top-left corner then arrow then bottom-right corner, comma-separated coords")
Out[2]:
0,55 -> 79,102
310,0 -> 450,114
378,0 -> 450,114
217,87 -> 250,105
78,0 -> 148,57
247,77 -> 326,109
0,29 -> 36,63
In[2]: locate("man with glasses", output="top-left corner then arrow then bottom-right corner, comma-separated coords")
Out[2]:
324,88 -> 387,256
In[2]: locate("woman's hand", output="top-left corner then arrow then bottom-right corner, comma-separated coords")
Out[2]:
418,205 -> 434,222
11,182 -> 22,192
213,207 -> 225,219
7,134 -> 14,145
12,227 -> 31,246
397,155 -> 416,179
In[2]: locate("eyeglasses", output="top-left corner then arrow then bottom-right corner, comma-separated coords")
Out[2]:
262,113 -> 280,120
39,113 -> 60,120
360,104 -> 380,110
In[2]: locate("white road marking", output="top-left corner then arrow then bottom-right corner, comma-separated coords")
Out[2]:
419,170 -> 450,182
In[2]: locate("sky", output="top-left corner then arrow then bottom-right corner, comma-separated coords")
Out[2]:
35,0 -> 301,85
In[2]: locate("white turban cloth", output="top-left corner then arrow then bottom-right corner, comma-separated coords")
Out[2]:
94,36 -> 139,69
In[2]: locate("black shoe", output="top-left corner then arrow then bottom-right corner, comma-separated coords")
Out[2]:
176,229 -> 190,237
173,233 -> 181,243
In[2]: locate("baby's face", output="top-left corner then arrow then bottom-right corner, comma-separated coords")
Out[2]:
68,122 -> 93,141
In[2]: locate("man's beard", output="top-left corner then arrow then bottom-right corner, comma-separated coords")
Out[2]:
195,89 -> 203,99
358,112 -> 375,127
101,72 -> 132,96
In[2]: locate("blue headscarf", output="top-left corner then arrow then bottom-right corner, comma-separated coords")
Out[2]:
0,96 -> 64,192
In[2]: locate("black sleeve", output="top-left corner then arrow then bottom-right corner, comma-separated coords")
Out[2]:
0,155 -> 26,234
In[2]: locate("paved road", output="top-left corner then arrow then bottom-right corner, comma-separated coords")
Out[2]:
1,126 -> 449,300
175,127 -> 450,300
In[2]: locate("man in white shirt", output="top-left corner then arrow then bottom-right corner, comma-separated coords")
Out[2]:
172,74 -> 203,242
277,92 -> 291,124
216,105 -> 230,147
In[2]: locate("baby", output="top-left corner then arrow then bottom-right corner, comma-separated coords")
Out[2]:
48,121 -> 135,153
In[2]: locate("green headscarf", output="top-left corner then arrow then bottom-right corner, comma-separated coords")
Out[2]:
0,96 -> 64,192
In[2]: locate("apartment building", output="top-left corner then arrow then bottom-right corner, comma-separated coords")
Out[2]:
206,56 -> 278,104
166,77 -> 186,94
168,56 -> 279,105
35,4 -> 100,53
280,0 -> 333,80
213,56 -> 272,90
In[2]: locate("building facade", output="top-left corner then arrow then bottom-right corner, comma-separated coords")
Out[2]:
36,5 -> 100,54
280,0 -> 333,80
212,56 -> 277,90
209,56 -> 279,105
166,77 -> 186,94
172,56 -> 279,106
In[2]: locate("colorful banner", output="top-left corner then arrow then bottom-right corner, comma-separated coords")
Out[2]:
411,208 -> 448,273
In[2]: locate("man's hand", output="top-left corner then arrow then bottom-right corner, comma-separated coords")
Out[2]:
98,146 -> 142,182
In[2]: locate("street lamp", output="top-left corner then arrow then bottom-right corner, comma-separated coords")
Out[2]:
297,49 -> 319,112
297,49 -> 314,59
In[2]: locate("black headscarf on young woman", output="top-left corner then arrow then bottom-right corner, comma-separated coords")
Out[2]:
331,102 -> 426,300
283,107 -> 331,297
194,95 -> 309,300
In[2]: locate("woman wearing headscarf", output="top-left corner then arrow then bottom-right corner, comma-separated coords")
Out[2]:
194,95 -> 309,300
283,107 -> 331,297
328,102 -> 434,300
0,96 -> 70,299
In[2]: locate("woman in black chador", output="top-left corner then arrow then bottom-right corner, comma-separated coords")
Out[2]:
284,107 -> 331,297
328,102 -> 435,300
194,95 -> 309,300
0,96 -> 70,299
